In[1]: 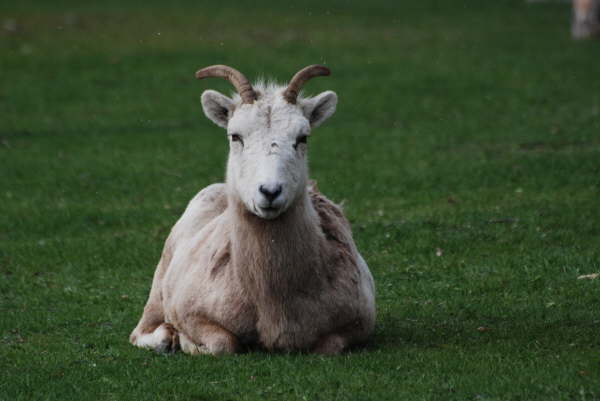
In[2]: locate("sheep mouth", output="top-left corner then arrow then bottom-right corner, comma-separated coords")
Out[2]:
258,205 -> 283,218
252,201 -> 284,219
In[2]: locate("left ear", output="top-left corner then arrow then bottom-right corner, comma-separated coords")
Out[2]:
301,91 -> 337,128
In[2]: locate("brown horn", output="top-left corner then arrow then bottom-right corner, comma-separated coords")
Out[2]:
283,65 -> 331,104
195,65 -> 257,104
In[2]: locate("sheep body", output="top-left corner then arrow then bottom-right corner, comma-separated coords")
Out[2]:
130,71 -> 376,355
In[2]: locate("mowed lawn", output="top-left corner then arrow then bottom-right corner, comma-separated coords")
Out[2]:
1,0 -> 599,400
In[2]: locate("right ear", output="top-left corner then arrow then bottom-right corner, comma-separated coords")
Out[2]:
201,90 -> 235,129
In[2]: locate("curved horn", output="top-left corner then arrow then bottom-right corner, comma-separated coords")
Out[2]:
283,65 -> 331,104
195,65 -> 257,104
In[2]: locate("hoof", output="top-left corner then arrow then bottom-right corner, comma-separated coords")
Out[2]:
131,323 -> 179,353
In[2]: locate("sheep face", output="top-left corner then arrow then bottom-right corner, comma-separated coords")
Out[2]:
201,86 -> 337,219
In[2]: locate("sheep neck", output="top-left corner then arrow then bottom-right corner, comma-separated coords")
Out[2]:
227,190 -> 324,300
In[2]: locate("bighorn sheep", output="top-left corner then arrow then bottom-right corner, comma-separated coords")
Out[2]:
130,65 -> 376,355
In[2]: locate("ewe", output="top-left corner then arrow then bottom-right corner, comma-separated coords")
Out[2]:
130,65 -> 375,355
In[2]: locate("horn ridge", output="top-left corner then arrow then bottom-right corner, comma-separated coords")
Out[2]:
283,65 -> 331,104
195,65 -> 257,104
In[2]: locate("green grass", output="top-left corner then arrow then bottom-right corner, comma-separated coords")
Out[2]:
1,0 -> 600,400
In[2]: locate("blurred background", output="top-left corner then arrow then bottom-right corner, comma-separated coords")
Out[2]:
1,1 -> 599,400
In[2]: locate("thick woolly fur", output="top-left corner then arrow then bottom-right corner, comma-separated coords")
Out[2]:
130,81 -> 376,355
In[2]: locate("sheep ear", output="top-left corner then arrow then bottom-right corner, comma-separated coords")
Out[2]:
201,90 -> 235,129
301,91 -> 337,128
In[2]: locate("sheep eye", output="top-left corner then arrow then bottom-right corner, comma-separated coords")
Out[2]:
230,134 -> 243,146
294,135 -> 308,149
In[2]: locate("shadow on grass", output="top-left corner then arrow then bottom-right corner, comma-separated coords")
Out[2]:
373,311 -> 600,352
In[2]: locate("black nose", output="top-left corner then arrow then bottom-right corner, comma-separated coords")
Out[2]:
259,184 -> 282,203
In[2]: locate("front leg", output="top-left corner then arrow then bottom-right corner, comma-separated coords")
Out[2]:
178,317 -> 239,356
312,333 -> 348,355
130,322 -> 179,353
130,273 -> 170,352
130,247 -> 174,351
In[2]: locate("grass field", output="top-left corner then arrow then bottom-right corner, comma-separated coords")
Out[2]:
2,0 -> 600,400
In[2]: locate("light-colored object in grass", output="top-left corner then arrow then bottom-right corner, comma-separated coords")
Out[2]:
577,273 -> 599,280
130,65 -> 376,355
528,0 -> 600,39
572,0 -> 600,38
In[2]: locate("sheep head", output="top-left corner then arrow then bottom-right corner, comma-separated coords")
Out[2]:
197,65 -> 337,220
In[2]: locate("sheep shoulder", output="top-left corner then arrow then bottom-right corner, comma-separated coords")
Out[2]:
308,181 -> 353,251
307,180 -> 366,294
